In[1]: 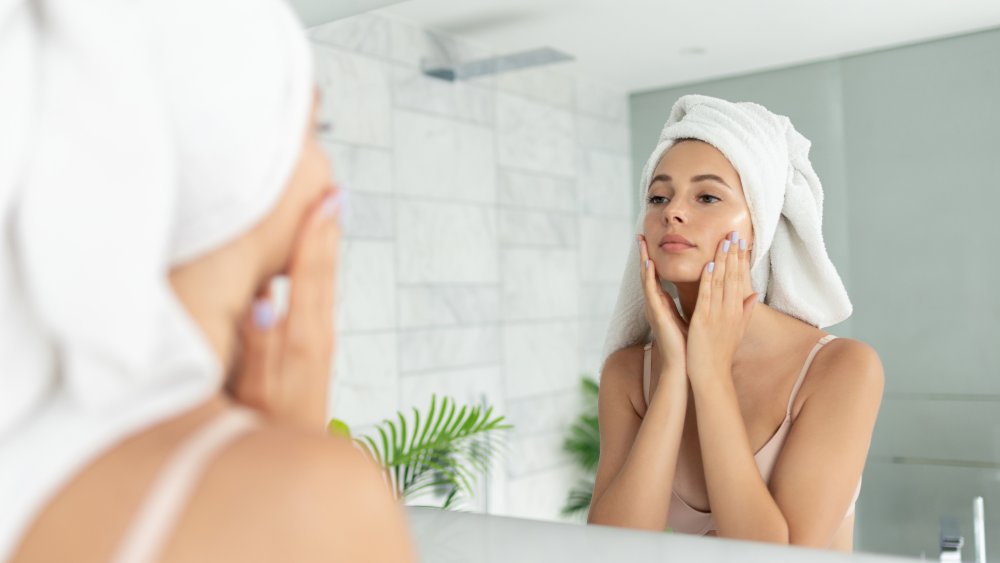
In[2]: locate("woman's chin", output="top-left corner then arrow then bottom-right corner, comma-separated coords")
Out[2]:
656,264 -> 704,285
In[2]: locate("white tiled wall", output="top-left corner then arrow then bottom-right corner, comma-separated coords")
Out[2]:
311,13 -> 632,521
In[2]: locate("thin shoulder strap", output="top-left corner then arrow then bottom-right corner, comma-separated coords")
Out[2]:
785,334 -> 838,417
642,342 -> 652,406
110,408 -> 259,563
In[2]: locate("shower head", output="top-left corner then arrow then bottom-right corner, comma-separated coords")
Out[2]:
421,47 -> 574,81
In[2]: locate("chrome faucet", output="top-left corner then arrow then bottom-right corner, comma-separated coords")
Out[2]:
940,515 -> 964,562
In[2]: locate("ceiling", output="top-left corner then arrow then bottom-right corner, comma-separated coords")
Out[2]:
289,0 -> 408,27
374,0 -> 1000,94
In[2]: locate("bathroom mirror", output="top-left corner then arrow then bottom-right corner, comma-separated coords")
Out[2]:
302,0 -> 1000,559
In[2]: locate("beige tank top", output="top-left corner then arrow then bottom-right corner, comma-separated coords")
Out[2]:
642,334 -> 861,535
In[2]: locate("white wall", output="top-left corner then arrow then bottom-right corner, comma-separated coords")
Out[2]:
311,12 -> 633,520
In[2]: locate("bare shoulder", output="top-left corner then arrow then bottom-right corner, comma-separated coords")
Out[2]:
165,423 -> 415,563
600,344 -> 647,413
800,337 -> 885,409
602,344 -> 645,386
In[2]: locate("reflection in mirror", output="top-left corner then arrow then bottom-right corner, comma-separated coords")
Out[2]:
307,1 -> 1000,560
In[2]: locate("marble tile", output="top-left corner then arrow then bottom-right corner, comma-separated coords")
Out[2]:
504,321 -> 580,399
399,325 -> 500,374
577,150 -> 632,218
496,65 -> 575,109
398,285 -> 500,329
579,283 -> 619,320
579,217 -> 633,283
497,168 -> 576,213
501,249 -> 579,321
577,114 -> 630,155
579,318 -> 611,364
856,460 -> 1000,559
336,241 -> 396,332
341,191 -> 394,239
384,14 -> 494,74
499,209 -> 576,248
313,44 -> 392,147
392,67 -> 495,126
580,351 -> 606,383
575,78 -> 628,121
869,397 -> 1000,462
394,110 -> 495,203
396,201 -> 498,284
329,332 -> 398,428
321,141 -> 392,195
507,431 -> 573,478
505,391 -> 585,438
503,463 -> 581,522
398,365 -> 504,415
308,13 -> 392,59
496,93 -> 576,177
483,454 -> 509,515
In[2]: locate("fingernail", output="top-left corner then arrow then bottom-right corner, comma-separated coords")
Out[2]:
322,190 -> 342,218
253,298 -> 277,330
722,240 -> 731,253
644,259 -> 650,270
739,238 -> 747,251
707,261 -> 715,273
731,231 -> 739,241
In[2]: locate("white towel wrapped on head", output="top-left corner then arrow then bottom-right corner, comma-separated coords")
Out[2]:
0,1 -> 313,557
602,94 -> 851,363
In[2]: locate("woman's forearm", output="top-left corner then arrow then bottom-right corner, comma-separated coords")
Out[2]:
588,369 -> 687,531
692,374 -> 789,542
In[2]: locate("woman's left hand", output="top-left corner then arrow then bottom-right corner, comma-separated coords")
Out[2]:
686,231 -> 758,383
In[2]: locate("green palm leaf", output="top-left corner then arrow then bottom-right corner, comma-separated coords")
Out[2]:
561,478 -> 595,518
561,375 -> 601,517
563,377 -> 600,472
341,394 -> 511,509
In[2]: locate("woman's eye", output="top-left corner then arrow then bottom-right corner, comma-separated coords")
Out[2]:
647,195 -> 668,205
699,195 -> 721,204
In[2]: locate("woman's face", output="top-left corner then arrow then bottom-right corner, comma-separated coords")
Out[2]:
642,139 -> 754,283
255,92 -> 334,279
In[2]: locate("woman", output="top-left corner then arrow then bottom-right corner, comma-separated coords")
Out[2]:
0,1 -> 414,561
587,95 -> 883,550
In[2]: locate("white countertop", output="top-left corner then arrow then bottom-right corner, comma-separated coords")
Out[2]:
407,507 -> 919,563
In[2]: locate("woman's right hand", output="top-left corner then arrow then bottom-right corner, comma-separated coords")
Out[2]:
638,235 -> 688,375
229,189 -> 342,430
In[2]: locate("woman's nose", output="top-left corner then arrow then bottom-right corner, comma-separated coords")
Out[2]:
662,201 -> 686,224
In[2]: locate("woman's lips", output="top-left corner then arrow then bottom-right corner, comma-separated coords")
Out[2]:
660,242 -> 695,253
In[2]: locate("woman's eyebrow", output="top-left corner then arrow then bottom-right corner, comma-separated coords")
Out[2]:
647,174 -> 670,191
691,174 -> 733,191
648,173 -> 733,191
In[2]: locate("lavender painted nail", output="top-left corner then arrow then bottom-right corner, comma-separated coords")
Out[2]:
253,298 -> 277,330
707,262 -> 715,273
722,240 -> 731,253
739,238 -> 747,251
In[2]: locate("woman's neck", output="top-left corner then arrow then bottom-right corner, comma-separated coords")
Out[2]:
673,281 -> 789,366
